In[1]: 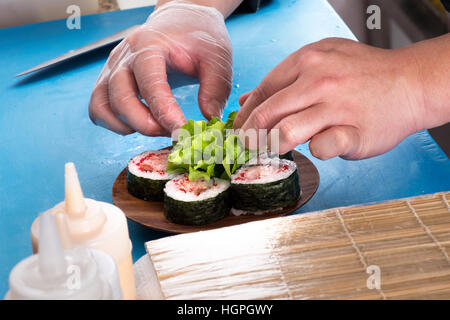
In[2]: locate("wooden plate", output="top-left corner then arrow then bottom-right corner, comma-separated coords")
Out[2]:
112,150 -> 320,234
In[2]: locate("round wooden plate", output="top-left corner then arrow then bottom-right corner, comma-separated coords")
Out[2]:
112,150 -> 320,234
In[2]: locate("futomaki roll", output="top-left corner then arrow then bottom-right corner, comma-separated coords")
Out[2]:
280,150 -> 294,161
126,150 -> 176,201
230,158 -> 300,214
163,174 -> 231,225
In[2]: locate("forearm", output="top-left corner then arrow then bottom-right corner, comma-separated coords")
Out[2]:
408,33 -> 450,130
155,0 -> 244,18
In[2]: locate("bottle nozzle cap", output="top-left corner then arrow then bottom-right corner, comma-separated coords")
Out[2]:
65,162 -> 87,218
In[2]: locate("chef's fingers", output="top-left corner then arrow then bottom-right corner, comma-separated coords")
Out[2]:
233,51 -> 301,128
309,125 -> 362,160
89,82 -> 135,135
133,48 -> 186,132
95,40 -> 130,86
233,38 -> 351,129
240,72 -> 337,133
108,68 -> 169,136
197,54 -> 233,120
267,103 -> 338,155
238,91 -> 251,106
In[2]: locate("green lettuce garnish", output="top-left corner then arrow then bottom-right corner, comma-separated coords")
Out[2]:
167,111 -> 253,181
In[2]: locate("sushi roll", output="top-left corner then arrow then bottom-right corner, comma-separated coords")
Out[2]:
280,150 -> 294,161
127,150 -> 177,201
230,158 -> 300,214
164,174 -> 231,225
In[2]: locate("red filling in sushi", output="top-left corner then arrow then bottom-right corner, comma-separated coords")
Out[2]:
133,152 -> 168,175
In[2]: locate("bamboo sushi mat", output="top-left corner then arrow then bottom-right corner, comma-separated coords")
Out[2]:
138,192 -> 450,299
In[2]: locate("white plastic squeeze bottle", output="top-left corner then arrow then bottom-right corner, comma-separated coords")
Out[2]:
53,213 -> 123,299
6,213 -> 112,299
30,163 -> 136,299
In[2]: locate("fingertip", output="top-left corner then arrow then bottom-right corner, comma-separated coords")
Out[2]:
197,62 -> 231,121
93,118 -> 110,130
233,109 -> 245,129
89,83 -> 136,135
309,132 -> 342,161
199,98 -> 224,121
309,139 -> 335,160
160,115 -> 187,134
309,125 -> 360,160
238,91 -> 252,106
174,117 -> 187,130
164,111 -> 187,133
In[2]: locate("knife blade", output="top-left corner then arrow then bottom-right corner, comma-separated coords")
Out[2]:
15,25 -> 140,77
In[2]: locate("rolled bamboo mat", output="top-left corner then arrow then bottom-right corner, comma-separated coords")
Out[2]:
144,192 -> 450,299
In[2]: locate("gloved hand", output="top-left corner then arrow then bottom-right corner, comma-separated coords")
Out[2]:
89,0 -> 233,136
234,38 -> 430,160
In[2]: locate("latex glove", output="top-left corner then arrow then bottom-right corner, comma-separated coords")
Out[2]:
89,0 -> 232,136
234,38 -> 428,160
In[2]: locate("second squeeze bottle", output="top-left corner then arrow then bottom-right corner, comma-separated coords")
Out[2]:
31,163 -> 136,299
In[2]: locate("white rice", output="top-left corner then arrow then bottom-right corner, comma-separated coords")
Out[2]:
127,150 -> 177,180
231,158 -> 297,185
164,174 -> 230,202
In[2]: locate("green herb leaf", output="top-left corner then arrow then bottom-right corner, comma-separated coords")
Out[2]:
167,110 -> 251,181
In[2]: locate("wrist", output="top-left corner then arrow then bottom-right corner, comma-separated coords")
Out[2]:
405,35 -> 450,131
401,46 -> 428,133
384,46 -> 427,135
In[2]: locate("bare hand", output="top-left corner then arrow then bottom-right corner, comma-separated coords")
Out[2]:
234,38 -> 426,160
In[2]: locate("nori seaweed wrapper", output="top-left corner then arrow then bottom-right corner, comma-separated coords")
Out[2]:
231,169 -> 300,211
126,168 -> 170,201
280,150 -> 294,161
164,189 -> 231,225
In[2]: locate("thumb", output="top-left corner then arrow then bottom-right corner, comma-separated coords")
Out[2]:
197,60 -> 232,120
309,125 -> 363,160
